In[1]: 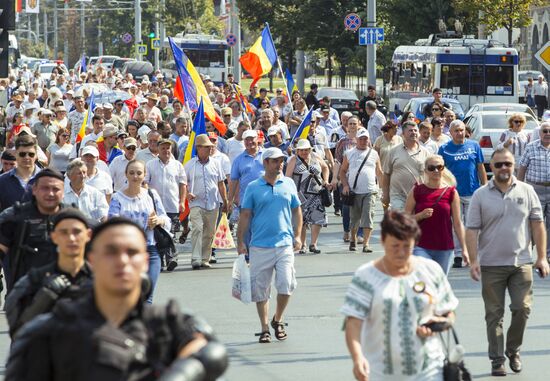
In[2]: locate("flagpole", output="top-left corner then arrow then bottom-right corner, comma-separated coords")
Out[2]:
289,106 -> 313,147
264,22 -> 294,115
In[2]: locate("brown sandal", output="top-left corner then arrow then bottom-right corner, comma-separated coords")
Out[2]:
271,317 -> 288,341
255,330 -> 271,343
179,228 -> 191,244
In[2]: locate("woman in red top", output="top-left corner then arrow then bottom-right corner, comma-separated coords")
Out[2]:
404,155 -> 469,274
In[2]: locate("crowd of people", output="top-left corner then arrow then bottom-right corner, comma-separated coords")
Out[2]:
1,62 -> 550,380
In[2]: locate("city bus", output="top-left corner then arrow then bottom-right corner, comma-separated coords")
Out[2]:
163,33 -> 229,84
389,35 -> 519,111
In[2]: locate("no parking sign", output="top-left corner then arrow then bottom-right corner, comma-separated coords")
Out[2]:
344,13 -> 361,31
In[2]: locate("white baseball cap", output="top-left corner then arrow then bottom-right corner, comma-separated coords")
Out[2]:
356,128 -> 369,139
262,147 -> 285,161
81,146 -> 99,157
242,130 -> 258,139
267,126 -> 280,136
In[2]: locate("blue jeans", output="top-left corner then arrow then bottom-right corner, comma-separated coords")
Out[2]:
413,247 -> 454,275
147,245 -> 161,304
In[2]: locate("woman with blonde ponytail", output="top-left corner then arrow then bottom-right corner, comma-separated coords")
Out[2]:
404,155 -> 469,274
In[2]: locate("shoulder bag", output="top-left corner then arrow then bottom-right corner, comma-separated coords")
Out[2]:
341,148 -> 372,206
147,189 -> 176,254
441,327 -> 472,381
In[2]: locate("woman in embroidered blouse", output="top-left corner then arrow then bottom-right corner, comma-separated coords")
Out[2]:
108,159 -> 171,304
342,210 -> 458,381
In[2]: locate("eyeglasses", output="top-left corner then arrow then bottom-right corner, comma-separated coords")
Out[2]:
61,134 -> 69,138
115,103 -> 123,106
541,129 -> 550,134
512,120 -> 524,124
493,161 -> 513,169
18,151 -> 36,158
126,146 -> 136,151
432,108 -> 440,111
426,164 -> 444,172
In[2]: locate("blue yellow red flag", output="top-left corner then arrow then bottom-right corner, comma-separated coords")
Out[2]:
239,24 -> 278,88
183,98 -> 207,164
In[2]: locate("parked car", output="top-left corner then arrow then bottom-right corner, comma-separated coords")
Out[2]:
96,55 -> 120,70
463,103 -> 536,122
399,97 -> 465,122
121,60 -> 154,81
465,110 -> 539,172
316,87 -> 360,115
112,58 -> 136,72
37,63 -> 68,81
518,70 -> 543,103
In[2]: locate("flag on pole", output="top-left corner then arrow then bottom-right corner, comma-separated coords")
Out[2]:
285,68 -> 298,96
169,37 -> 227,135
232,84 -> 253,114
239,24 -> 278,89
179,99 -> 206,221
76,91 -> 95,143
79,53 -> 87,74
183,98 -> 206,164
290,107 -> 314,145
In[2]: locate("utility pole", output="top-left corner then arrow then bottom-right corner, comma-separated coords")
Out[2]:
135,0 -> 142,60
80,1 -> 85,55
159,0 -> 165,65
230,0 -> 241,81
98,18 -> 103,56
64,0 -> 69,66
154,13 -> 159,70
296,47 -> 305,94
43,10 -> 48,58
54,0 -> 58,59
366,0 -> 376,87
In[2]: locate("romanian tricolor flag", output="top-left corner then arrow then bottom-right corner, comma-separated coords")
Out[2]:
232,84 -> 253,114
285,68 -> 298,97
75,91 -> 95,143
179,99 -> 207,221
290,106 -> 314,145
16,0 -> 23,13
183,98 -> 206,164
239,24 -> 278,89
169,37 -> 227,136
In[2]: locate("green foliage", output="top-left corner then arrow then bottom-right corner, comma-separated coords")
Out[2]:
19,39 -> 49,60
453,0 -> 542,45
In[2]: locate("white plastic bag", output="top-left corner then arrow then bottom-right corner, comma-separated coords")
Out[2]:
231,255 -> 251,304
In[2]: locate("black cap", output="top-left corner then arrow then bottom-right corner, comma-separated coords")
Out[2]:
367,85 -> 376,91
52,208 -> 91,229
259,88 -> 267,93
321,105 -> 330,112
33,168 -> 65,183
1,150 -> 16,161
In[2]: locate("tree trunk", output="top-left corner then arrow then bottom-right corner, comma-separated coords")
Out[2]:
327,52 -> 333,87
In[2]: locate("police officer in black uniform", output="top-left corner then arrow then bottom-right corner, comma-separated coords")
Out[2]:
359,85 -> 386,126
6,218 -> 228,381
5,208 -> 93,338
0,168 -> 66,292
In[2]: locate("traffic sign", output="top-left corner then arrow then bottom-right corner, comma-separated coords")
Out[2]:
122,33 -> 133,44
344,13 -> 361,31
151,38 -> 161,49
535,41 -> 550,71
226,33 -> 237,47
358,27 -> 384,45
136,44 -> 147,55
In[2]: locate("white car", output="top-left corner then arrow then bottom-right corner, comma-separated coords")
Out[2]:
37,63 -> 68,82
96,55 -> 120,70
463,103 -> 536,122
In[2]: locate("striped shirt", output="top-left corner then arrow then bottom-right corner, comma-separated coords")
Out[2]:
519,140 -> 550,183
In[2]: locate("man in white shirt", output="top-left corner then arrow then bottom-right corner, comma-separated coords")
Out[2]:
67,95 -> 87,143
365,100 -> 386,144
80,115 -> 105,148
146,138 -> 187,271
109,137 -> 138,192
6,94 -> 25,129
271,106 -> 289,140
136,130 -> 160,164
419,121 -> 439,154
318,105 -> 339,138
225,120 -> 250,163
64,158 -> 109,223
80,146 -> 113,203
143,93 -> 163,124
184,134 -> 228,269
534,74 -> 548,119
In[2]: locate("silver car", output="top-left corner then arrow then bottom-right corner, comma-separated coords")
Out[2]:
466,110 -> 539,170
463,103 -> 536,122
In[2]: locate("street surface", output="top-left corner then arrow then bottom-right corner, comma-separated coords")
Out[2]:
1,205 -> 549,380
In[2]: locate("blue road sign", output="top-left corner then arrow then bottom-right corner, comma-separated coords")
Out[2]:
344,13 -> 361,31
358,27 -> 384,45
122,33 -> 133,44
226,33 -> 237,47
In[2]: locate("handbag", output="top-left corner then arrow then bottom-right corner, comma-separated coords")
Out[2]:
341,148 -> 372,206
298,156 -> 333,208
440,327 -> 472,381
231,255 -> 251,304
147,189 -> 176,253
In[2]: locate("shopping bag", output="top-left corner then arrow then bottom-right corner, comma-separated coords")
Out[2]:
231,255 -> 251,304
212,213 -> 235,249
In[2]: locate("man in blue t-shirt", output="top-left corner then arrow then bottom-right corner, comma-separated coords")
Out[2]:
439,120 -> 487,268
237,147 -> 302,344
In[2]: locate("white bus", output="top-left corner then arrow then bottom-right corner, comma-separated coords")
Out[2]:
164,33 -> 229,84
389,35 -> 519,110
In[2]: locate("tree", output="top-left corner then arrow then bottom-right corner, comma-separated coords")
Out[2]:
453,0 -> 543,46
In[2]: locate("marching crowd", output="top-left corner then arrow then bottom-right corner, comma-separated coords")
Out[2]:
0,63 -> 550,380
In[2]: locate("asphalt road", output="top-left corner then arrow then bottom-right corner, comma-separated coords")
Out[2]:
1,205 -> 549,380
